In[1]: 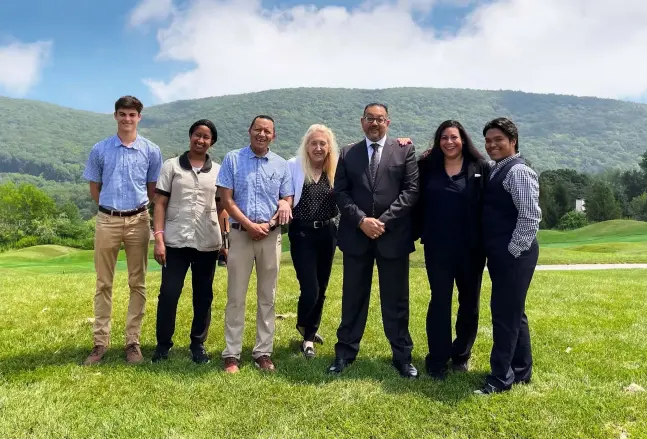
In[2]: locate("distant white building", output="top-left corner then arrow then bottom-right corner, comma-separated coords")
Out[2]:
575,199 -> 586,212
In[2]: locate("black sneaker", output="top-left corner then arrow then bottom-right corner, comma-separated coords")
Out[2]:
151,348 -> 169,363
191,345 -> 210,364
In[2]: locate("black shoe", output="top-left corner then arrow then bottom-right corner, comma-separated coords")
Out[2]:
327,357 -> 354,374
425,355 -> 447,380
300,342 -> 316,360
451,361 -> 468,373
151,348 -> 169,363
474,383 -> 505,395
191,346 -> 210,364
392,361 -> 418,379
514,377 -> 531,385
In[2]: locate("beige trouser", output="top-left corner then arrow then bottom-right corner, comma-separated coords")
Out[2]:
93,210 -> 150,347
222,227 -> 282,360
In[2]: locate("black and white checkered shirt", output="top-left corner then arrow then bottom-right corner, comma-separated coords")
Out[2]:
490,153 -> 542,257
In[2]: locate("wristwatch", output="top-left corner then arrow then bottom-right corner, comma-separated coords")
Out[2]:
269,219 -> 278,231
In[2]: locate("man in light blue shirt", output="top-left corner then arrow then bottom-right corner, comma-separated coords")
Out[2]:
82,95 -> 162,366
217,115 -> 294,373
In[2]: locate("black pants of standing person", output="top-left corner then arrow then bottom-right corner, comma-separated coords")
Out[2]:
334,245 -> 413,365
424,245 -> 485,373
289,220 -> 337,342
486,241 -> 539,390
156,246 -> 218,351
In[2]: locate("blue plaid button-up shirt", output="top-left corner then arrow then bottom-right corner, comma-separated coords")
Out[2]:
82,134 -> 163,211
216,146 -> 294,223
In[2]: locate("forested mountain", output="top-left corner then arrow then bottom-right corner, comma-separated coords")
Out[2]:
2,88 -> 647,184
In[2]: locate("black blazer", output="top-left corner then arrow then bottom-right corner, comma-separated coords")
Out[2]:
413,155 -> 490,251
334,138 -> 419,259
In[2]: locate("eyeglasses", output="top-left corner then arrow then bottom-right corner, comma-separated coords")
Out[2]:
363,116 -> 388,124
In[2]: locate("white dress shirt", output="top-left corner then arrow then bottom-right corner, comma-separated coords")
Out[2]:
366,135 -> 386,165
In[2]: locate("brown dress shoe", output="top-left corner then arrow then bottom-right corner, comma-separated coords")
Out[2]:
125,344 -> 143,364
223,357 -> 240,374
83,345 -> 107,365
254,355 -> 275,371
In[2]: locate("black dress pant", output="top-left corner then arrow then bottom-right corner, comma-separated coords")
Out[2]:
288,222 -> 337,342
334,246 -> 413,364
424,245 -> 484,372
156,246 -> 218,351
486,241 -> 538,390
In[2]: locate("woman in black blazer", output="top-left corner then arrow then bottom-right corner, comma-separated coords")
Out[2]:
413,120 -> 490,379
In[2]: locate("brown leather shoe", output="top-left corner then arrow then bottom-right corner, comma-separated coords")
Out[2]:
125,344 -> 143,364
223,357 -> 240,374
83,345 -> 107,365
254,355 -> 275,371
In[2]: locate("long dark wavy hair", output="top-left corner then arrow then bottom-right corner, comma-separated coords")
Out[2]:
422,120 -> 484,169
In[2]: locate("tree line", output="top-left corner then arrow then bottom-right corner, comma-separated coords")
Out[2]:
539,150 -> 647,229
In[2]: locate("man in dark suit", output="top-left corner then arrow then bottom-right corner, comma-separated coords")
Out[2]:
328,103 -> 420,378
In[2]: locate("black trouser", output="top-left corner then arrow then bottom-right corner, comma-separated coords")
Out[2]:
334,247 -> 413,364
156,246 -> 218,351
288,221 -> 337,342
485,241 -> 538,390
424,245 -> 484,372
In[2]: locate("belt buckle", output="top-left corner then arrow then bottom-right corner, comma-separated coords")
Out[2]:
313,221 -> 322,229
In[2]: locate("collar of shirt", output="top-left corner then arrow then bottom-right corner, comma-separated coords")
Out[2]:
112,134 -> 142,150
491,152 -> 520,170
178,151 -> 213,173
244,144 -> 270,161
366,135 -> 386,162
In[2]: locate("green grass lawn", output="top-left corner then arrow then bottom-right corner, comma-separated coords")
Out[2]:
0,233 -> 646,438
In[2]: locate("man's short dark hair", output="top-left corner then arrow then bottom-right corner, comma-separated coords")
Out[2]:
483,117 -> 519,152
189,119 -> 218,145
249,115 -> 275,131
363,103 -> 388,115
114,96 -> 143,114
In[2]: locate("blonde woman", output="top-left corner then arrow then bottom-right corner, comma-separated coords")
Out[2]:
287,124 -> 340,359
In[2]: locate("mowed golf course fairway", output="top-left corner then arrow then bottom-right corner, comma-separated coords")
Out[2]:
0,220 -> 646,438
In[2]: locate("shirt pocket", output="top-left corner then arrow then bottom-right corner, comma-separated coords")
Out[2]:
166,206 -> 180,221
130,154 -> 149,185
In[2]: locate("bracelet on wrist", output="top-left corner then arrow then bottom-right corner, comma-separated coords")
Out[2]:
153,230 -> 164,236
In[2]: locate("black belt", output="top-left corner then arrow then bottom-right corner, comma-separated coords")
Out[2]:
99,205 -> 147,217
291,219 -> 333,229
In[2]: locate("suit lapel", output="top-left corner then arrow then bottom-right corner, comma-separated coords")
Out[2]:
373,138 -> 394,188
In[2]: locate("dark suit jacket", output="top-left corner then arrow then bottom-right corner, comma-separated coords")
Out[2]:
334,137 -> 419,259
412,156 -> 491,253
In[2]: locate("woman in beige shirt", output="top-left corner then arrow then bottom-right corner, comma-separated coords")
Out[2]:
152,119 -> 225,364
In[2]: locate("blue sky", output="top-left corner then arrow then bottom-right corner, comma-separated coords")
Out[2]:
1,0 -> 646,113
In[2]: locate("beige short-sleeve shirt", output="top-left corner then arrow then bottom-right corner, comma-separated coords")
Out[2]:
156,152 -> 222,252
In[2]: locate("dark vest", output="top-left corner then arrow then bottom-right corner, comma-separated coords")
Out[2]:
482,157 -> 533,256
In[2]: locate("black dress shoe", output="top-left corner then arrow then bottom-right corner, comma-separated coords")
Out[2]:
427,368 -> 448,381
327,357 -> 353,374
451,361 -> 468,373
313,333 -> 324,345
190,346 -> 210,364
393,362 -> 419,379
474,383 -> 506,395
151,348 -> 169,363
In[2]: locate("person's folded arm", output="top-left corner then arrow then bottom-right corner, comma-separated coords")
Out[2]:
504,164 -> 541,258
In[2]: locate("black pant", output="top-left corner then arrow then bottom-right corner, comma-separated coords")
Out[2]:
486,242 -> 538,389
334,247 -> 413,364
156,246 -> 218,351
289,222 -> 337,342
424,245 -> 484,371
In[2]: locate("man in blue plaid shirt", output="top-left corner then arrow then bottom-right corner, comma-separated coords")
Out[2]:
476,117 -> 541,395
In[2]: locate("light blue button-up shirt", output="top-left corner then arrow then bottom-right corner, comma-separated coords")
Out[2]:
216,146 -> 294,223
82,134 -> 163,211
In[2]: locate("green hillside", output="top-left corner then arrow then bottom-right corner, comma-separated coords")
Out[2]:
2,88 -> 647,185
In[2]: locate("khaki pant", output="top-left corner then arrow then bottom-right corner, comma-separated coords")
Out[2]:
93,210 -> 150,347
222,228 -> 282,360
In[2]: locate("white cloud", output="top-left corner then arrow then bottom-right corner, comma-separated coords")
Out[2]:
135,0 -> 647,103
128,0 -> 175,27
0,40 -> 51,96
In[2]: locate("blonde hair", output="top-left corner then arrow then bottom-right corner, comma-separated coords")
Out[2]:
297,124 -> 339,186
